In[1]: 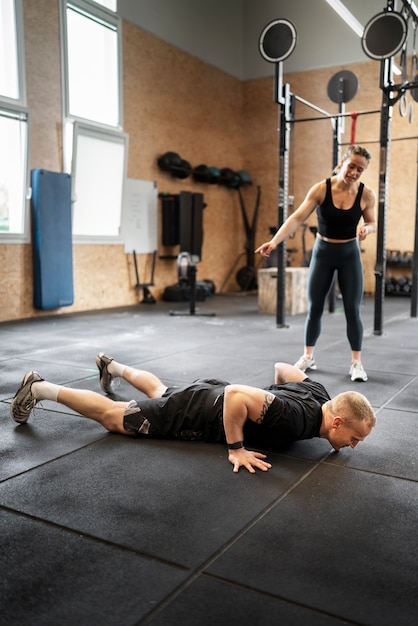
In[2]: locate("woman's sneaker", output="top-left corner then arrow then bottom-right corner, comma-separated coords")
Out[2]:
294,354 -> 317,372
11,371 -> 43,424
350,361 -> 368,382
96,353 -> 114,394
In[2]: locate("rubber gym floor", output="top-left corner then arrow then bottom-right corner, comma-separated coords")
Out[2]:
1,293 -> 417,626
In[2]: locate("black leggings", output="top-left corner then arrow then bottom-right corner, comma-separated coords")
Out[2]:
305,238 -> 364,351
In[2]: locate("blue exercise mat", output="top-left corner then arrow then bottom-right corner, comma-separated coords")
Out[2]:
31,169 -> 74,310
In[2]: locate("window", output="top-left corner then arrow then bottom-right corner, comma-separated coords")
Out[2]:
0,0 -> 30,241
0,0 -> 26,104
0,106 -> 30,236
61,0 -> 122,129
61,0 -> 125,242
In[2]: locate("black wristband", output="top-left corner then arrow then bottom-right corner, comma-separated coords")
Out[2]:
227,441 -> 244,450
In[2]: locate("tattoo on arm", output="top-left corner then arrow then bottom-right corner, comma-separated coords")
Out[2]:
256,392 -> 275,424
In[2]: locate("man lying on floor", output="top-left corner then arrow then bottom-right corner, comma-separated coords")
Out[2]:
11,354 -> 376,474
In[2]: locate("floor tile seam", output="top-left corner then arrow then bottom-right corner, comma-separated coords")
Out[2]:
198,572 -> 366,626
301,313 -> 414,357
0,434 -> 110,486
0,503 -> 191,571
321,460 -> 418,484
8,361 -> 99,380
138,460 -> 332,624
374,376 -> 418,413
7,343 -> 105,357
379,310 -> 417,327
380,406 -> 418,415
0,398 -> 13,407
0,306 -> 160,327
266,449 -> 333,465
302,336 -> 364,359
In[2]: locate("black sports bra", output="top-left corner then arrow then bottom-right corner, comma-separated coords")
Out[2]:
316,178 -> 363,240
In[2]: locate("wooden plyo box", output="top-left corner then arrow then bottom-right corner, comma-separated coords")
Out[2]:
258,267 -> 309,315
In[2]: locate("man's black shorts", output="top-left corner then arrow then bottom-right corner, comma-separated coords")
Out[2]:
123,378 -> 228,442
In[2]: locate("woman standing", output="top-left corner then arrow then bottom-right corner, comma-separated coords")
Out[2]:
256,145 -> 377,382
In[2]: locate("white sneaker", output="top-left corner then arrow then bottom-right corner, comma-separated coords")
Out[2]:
350,361 -> 368,382
294,354 -> 317,372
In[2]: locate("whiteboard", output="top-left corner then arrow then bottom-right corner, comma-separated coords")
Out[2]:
121,178 -> 158,254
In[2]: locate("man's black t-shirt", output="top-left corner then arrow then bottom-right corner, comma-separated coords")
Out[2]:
243,379 -> 330,449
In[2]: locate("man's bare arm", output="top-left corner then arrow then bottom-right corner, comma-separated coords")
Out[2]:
222,384 -> 273,473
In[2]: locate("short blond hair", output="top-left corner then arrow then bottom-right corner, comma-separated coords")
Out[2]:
325,391 -> 376,427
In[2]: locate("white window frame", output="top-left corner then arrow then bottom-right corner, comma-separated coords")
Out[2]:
0,103 -> 31,243
0,0 -> 30,243
87,0 -> 116,12
0,0 -> 26,106
60,0 -> 123,130
60,0 -> 126,243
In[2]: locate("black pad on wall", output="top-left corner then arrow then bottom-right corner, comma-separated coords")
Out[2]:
161,191 -> 205,260
179,191 -> 204,259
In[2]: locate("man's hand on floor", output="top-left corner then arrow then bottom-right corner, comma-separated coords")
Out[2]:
228,448 -> 272,473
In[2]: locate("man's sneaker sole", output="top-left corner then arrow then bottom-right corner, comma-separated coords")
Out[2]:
96,352 -> 114,394
11,371 -> 43,424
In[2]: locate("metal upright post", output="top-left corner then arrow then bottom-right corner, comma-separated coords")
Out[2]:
374,59 -> 393,335
411,143 -> 418,317
328,102 -> 344,313
274,61 -> 291,327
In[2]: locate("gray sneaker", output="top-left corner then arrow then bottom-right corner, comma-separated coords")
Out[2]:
11,371 -> 43,424
294,354 -> 317,372
350,361 -> 368,382
96,353 -> 114,394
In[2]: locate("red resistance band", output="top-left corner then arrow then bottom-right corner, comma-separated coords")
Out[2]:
350,112 -> 358,145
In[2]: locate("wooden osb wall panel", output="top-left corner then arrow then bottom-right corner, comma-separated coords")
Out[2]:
122,22 -> 247,298
71,245 -> 139,309
24,0 -> 62,172
242,78 -> 280,249
0,245 -> 34,320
